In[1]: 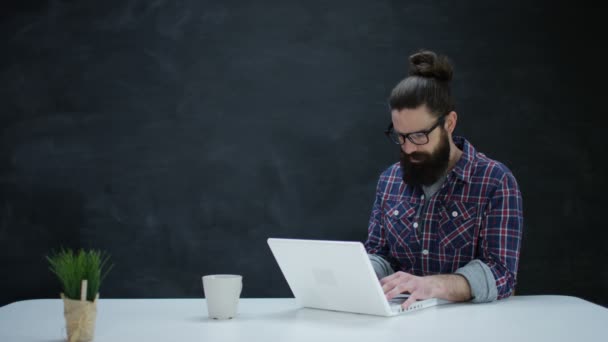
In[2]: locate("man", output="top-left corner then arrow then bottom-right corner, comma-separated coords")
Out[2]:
365,50 -> 523,310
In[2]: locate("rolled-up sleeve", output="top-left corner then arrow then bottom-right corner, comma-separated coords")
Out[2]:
364,178 -> 391,259
479,171 -> 524,299
455,259 -> 498,303
368,254 -> 395,279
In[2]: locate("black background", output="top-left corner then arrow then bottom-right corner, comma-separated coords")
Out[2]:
1,0 -> 607,307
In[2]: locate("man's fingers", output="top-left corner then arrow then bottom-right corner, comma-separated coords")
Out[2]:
385,282 -> 413,300
381,277 -> 404,294
381,272 -> 416,298
380,271 -> 411,285
385,287 -> 399,300
381,276 -> 395,290
379,273 -> 398,285
401,294 -> 418,310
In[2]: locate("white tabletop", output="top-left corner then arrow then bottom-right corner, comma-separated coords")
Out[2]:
0,295 -> 607,341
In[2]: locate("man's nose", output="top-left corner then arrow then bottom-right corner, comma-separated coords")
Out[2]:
402,139 -> 418,155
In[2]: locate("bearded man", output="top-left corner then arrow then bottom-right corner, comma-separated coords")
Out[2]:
365,50 -> 524,310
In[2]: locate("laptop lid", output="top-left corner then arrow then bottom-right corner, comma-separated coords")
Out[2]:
267,238 -> 394,316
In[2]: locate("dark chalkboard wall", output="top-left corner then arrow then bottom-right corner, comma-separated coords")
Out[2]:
1,0 -> 606,307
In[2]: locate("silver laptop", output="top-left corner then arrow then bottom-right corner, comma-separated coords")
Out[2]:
267,238 -> 452,316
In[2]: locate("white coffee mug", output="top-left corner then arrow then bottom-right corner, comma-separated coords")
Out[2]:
202,274 -> 243,319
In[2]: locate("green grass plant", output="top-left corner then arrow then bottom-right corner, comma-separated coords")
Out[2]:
47,249 -> 113,301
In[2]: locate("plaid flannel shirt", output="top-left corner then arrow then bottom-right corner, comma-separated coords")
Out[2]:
365,136 -> 523,299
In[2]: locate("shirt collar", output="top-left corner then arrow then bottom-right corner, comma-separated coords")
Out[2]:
450,136 -> 475,183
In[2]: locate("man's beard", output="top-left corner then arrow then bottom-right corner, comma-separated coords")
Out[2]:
400,129 -> 451,187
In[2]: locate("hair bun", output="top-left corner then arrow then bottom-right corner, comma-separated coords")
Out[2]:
408,50 -> 453,82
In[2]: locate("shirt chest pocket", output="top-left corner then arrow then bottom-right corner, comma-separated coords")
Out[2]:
384,202 -> 418,242
437,202 -> 478,250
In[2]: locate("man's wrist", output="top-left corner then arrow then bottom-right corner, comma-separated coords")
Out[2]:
430,274 -> 472,301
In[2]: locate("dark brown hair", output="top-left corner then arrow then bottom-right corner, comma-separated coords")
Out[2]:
388,50 -> 455,119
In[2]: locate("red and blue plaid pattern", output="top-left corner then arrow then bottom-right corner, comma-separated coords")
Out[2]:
365,136 -> 523,299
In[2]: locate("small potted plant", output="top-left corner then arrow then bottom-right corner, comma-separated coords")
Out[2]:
47,248 -> 113,342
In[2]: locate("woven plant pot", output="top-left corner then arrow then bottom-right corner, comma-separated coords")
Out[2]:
61,293 -> 99,342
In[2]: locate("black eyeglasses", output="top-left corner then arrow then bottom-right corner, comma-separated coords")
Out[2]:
384,117 -> 445,146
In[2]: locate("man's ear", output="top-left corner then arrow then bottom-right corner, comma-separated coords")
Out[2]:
445,111 -> 457,134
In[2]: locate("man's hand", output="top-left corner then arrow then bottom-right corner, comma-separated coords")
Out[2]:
380,272 -> 472,309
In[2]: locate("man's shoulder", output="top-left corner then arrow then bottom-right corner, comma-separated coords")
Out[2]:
456,136 -> 516,186
379,162 -> 401,179
469,151 -> 517,187
375,162 -> 403,191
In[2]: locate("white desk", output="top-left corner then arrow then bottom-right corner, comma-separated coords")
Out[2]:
0,296 -> 606,341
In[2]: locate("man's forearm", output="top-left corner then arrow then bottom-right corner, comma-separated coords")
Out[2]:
430,274 -> 472,302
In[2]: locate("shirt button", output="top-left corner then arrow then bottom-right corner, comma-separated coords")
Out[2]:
452,211 -> 458,218
393,210 -> 399,216
421,195 -> 425,200
422,249 -> 429,255
413,222 -> 419,228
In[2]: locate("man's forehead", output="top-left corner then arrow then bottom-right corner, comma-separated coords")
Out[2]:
391,106 -> 435,132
